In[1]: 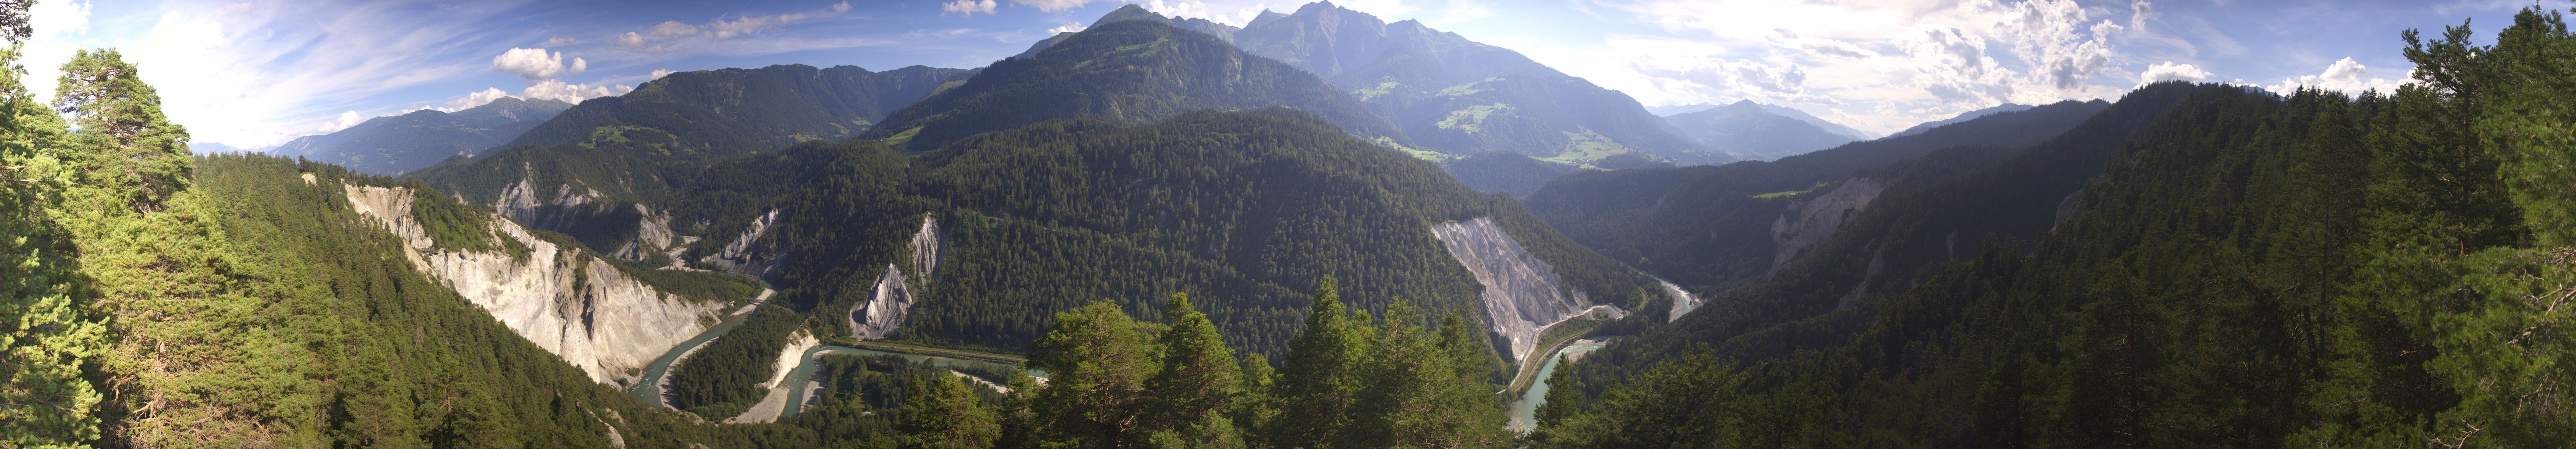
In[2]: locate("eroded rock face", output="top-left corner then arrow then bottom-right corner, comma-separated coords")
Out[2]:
613,204 -> 679,262
706,210 -> 784,277
345,184 -> 725,385
853,217 -> 944,340
1430,217 -> 1594,363
1769,177 -> 1890,277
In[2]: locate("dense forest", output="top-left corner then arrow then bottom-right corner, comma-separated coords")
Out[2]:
1529,9 -> 2576,448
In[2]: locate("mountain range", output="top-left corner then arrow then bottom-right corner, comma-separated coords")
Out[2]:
266,96 -> 573,175
1662,100 -> 1859,161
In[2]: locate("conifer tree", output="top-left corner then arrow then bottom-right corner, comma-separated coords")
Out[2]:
0,6 -> 104,443
1268,276 -> 1369,449
1030,299 -> 1161,448
1144,292 -> 1246,448
901,373 -> 1003,449
52,49 -> 187,212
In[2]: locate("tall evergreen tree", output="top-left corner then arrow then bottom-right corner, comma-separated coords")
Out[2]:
1144,292 -> 1247,448
1030,299 -> 1162,449
901,373 -> 1003,449
52,49 -> 187,212
0,7 -> 104,444
1268,277 -> 1370,449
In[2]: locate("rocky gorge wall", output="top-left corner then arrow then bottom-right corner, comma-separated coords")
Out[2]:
1430,217 -> 1601,363
853,217 -> 945,340
1769,177 -> 1890,277
345,184 -> 726,385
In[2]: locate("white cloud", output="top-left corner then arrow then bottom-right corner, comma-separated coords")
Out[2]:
520,79 -> 633,103
617,3 -> 859,53
23,0 -> 92,103
492,47 -> 581,80
944,0 -> 998,15
545,36 -> 577,46
442,87 -> 515,111
2137,61 -> 2211,87
649,68 -> 675,80
1011,0 -> 1098,12
1509,0 -> 2148,134
2266,57 -> 2405,95
317,110 -> 365,132
1046,22 -> 1087,35
651,21 -> 699,37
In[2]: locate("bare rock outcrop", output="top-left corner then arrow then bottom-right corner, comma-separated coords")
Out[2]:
1430,217 -> 1595,363
1769,177 -> 1890,277
345,184 -> 725,385
853,217 -> 945,339
705,210 -> 785,277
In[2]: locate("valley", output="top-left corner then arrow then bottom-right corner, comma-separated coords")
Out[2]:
6,1 -> 2572,449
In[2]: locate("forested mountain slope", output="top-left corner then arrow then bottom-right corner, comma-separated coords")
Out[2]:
1887,102 -> 2036,137
267,96 -> 571,175
1521,98 -> 2112,292
711,109 -> 1670,363
860,19 -> 1409,153
1532,10 -> 2576,447
506,64 -> 972,154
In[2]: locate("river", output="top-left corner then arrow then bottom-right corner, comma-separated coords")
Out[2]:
1505,341 -> 1605,432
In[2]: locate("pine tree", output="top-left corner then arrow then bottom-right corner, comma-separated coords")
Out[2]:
1030,299 -> 1161,448
901,373 -> 1003,449
0,22 -> 104,447
52,49 -> 188,213
1268,276 -> 1370,449
1144,292 -> 1246,448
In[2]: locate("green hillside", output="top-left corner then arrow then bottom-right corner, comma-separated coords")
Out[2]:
859,19 -> 1409,152
1522,98 -> 2113,292
506,64 -> 973,155
1531,11 -> 2576,447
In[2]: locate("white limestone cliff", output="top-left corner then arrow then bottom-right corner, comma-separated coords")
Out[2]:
1769,177 -> 1890,277
344,184 -> 726,385
705,210 -> 784,277
1430,217 -> 1596,363
853,217 -> 944,340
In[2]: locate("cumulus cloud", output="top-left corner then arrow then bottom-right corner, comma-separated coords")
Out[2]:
649,68 -> 675,80
1047,22 -> 1087,35
492,47 -> 583,80
2137,61 -> 2211,87
2267,57 -> 2405,95
318,110 -> 365,132
612,31 -> 646,47
442,87 -> 515,111
943,0 -> 997,15
520,79 -> 634,103
545,36 -> 577,46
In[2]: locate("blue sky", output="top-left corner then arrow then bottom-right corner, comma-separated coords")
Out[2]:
24,0 -> 2549,148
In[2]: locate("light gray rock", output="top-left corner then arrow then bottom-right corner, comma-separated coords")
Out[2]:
853,217 -> 944,340
1769,177 -> 1890,277
706,210 -> 784,277
345,185 -> 725,385
1430,217 -> 1595,364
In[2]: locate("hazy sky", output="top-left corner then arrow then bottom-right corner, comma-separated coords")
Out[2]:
24,0 -> 2546,148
